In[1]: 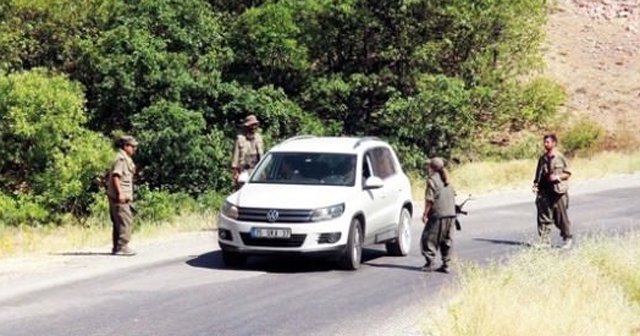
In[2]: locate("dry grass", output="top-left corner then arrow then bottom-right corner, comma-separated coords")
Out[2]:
412,150 -> 640,200
0,213 -> 216,257
424,233 -> 640,336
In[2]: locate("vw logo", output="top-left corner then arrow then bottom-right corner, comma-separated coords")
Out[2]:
266,209 -> 279,223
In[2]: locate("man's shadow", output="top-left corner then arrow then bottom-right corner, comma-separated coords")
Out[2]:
473,238 -> 532,247
186,248 -> 388,274
51,252 -> 113,256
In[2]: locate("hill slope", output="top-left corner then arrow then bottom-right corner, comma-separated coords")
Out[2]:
544,0 -> 640,137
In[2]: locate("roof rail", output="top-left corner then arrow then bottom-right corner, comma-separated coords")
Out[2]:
281,134 -> 316,145
353,136 -> 381,149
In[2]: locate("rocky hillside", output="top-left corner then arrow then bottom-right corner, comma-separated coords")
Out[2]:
544,0 -> 640,139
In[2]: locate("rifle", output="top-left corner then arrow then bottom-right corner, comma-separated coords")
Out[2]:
454,194 -> 473,231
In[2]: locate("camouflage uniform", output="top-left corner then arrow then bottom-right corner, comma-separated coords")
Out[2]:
232,132 -> 263,176
533,152 -> 572,243
107,147 -> 136,253
421,172 -> 457,269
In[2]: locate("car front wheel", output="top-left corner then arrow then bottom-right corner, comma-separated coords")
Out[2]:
339,218 -> 363,270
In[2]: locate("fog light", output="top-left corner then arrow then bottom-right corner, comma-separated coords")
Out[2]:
218,229 -> 232,241
318,232 -> 341,244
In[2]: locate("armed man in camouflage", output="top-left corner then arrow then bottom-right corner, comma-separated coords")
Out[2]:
532,134 -> 573,249
107,135 -> 138,256
232,114 -> 264,189
421,157 -> 457,273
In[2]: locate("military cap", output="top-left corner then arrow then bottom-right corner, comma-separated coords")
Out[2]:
118,135 -> 139,147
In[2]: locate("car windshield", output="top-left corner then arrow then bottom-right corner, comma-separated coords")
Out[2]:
250,152 -> 357,186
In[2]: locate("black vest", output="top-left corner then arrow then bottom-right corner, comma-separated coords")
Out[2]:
430,174 -> 456,218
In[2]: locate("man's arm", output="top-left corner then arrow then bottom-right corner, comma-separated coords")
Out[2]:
231,137 -> 242,180
551,156 -> 572,182
423,178 -> 435,223
422,200 -> 432,224
532,156 -> 543,193
110,157 -> 128,203
111,174 -> 127,203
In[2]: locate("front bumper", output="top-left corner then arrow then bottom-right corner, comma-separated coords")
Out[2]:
217,213 -> 350,255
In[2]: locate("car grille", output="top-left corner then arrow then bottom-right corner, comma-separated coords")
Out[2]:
240,233 -> 307,247
237,207 -> 314,223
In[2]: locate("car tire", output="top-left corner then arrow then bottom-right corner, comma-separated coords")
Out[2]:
221,250 -> 247,268
339,218 -> 363,270
386,207 -> 411,256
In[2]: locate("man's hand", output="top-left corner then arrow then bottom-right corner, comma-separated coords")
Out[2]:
422,212 -> 429,224
232,169 -> 240,182
532,184 -> 538,194
548,173 -> 560,182
118,194 -> 128,204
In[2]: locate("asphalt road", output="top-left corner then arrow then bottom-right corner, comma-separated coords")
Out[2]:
1,187 -> 639,336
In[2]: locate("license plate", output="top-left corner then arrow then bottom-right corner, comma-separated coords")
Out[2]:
251,227 -> 291,239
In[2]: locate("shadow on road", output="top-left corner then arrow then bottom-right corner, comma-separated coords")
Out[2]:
364,262 -> 424,272
185,248 -> 388,274
473,238 -> 531,247
52,252 -> 113,256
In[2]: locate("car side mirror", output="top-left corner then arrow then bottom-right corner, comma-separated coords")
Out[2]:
237,171 -> 250,184
364,176 -> 384,189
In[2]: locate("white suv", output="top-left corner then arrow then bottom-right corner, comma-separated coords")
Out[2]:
217,136 -> 414,270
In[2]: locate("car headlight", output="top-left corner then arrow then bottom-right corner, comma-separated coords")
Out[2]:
221,201 -> 239,219
311,203 -> 345,222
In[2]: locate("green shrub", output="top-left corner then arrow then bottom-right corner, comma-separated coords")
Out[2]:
382,75 -> 474,170
517,77 -> 567,128
0,69 -> 111,224
197,191 -> 226,213
133,187 -> 206,224
0,193 -> 48,226
132,100 -> 227,194
134,188 -> 179,224
562,120 -> 606,157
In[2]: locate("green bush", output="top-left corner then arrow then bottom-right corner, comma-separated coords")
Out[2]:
197,191 -> 226,213
69,0 -> 231,132
0,193 -> 48,226
516,77 -> 567,128
134,187 -> 218,224
382,75 -> 474,170
132,100 -> 228,194
230,3 -> 309,92
562,120 -> 606,157
0,69 -> 111,225
134,188 -> 180,224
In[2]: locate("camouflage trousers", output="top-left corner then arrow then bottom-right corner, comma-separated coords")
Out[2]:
109,201 -> 134,251
536,190 -> 572,241
421,217 -> 455,266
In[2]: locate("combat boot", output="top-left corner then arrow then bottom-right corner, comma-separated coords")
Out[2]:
420,262 -> 434,272
533,235 -> 551,249
113,246 -> 137,256
561,238 -> 573,250
436,264 -> 450,274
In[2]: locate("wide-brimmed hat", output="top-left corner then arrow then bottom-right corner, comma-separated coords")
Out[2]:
243,114 -> 259,127
427,157 -> 445,171
119,135 -> 139,147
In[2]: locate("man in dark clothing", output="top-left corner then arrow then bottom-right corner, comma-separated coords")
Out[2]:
421,157 -> 457,273
532,134 -> 573,249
